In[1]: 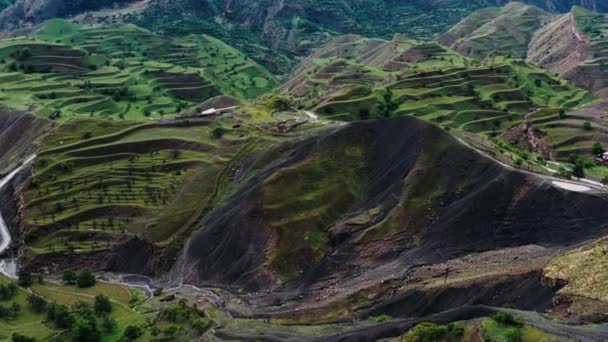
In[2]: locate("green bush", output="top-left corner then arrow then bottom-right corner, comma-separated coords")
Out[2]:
403,322 -> 465,342
492,312 -> 522,327
11,333 -> 35,342
62,269 -> 77,285
192,318 -> 212,335
76,269 -> 96,288
122,325 -> 143,341
375,314 -> 391,323
94,294 -> 112,315
583,121 -> 593,131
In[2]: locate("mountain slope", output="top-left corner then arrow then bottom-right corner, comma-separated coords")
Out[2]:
439,4 -> 608,98
179,115 -> 608,328
0,19 -> 277,121
437,2 -> 552,58
0,0 -> 606,73
530,6 -> 608,97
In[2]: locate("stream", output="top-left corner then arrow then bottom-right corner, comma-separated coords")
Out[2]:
0,155 -> 36,277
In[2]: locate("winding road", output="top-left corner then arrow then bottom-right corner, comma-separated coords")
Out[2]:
0,155 -> 36,256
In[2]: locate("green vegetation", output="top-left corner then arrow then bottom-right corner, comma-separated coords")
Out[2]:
262,138 -> 369,277
129,0 -> 607,73
401,322 -> 465,342
545,238 -> 608,302
21,115 -> 261,258
288,36 -> 592,136
0,273 -> 218,341
0,19 -> 276,122
0,274 -> 145,341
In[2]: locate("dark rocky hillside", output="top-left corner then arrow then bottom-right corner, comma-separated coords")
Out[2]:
134,115 -> 607,341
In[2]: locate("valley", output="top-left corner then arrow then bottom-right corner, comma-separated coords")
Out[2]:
1,1 -> 608,341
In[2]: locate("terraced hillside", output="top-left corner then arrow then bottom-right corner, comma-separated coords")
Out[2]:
283,35 -> 593,135
0,19 -> 277,122
441,4 -> 608,98
18,112 -> 288,273
526,6 -> 608,97
501,102 -> 608,176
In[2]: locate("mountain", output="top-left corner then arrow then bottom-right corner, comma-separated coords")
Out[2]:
0,19 -> 276,121
130,0 -> 608,73
4,2 -> 608,341
0,0 -> 136,31
437,2 -> 552,59
439,4 -> 608,97
0,0 -> 606,73
529,6 -> 608,97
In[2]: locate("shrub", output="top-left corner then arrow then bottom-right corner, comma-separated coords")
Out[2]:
492,312 -> 522,327
94,294 -> 112,315
62,269 -> 77,285
192,318 -> 211,335
573,160 -> 585,179
11,333 -> 35,342
72,317 -> 100,342
583,121 -> 593,131
0,282 -> 18,300
403,322 -> 465,342
375,314 -> 390,323
101,316 -> 117,333
212,127 -> 229,139
17,270 -> 33,287
593,143 -> 605,156
47,303 -> 73,329
514,158 -> 524,167
122,325 -> 143,341
76,270 -> 96,288
27,293 -> 47,313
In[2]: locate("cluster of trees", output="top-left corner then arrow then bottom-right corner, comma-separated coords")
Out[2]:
0,282 -> 18,300
0,301 -> 20,320
27,292 -> 117,342
143,298 -> 211,338
0,282 -> 20,319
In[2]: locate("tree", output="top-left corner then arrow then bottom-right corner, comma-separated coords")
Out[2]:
122,325 -> 143,341
76,270 -> 96,288
573,160 -> 586,179
94,295 -> 112,315
71,317 -> 100,342
17,270 -> 33,287
27,293 -> 47,313
11,333 -> 35,342
593,143 -> 605,156
47,303 -> 73,329
583,121 -> 593,131
101,316 -> 117,333
212,127 -> 227,139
